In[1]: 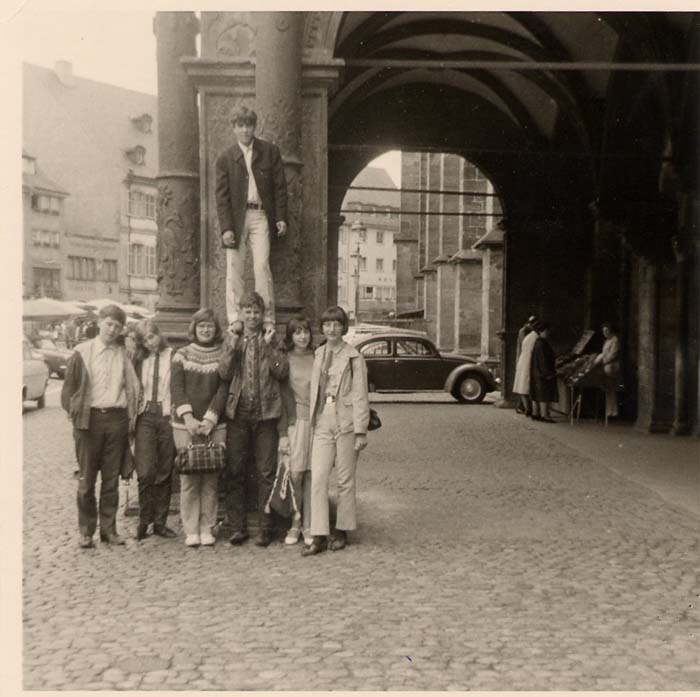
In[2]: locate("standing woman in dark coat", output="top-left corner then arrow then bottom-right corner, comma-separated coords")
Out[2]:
530,320 -> 557,422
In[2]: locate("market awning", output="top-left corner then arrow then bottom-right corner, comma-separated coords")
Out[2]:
22,297 -> 89,320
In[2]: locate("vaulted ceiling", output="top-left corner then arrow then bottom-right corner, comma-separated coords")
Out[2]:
328,12 -> 698,210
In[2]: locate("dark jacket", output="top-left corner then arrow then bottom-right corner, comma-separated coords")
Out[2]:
213,333 -> 289,424
530,336 -> 557,403
215,137 -> 288,247
61,339 -> 140,431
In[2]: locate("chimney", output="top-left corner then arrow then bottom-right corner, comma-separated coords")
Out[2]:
55,60 -> 75,87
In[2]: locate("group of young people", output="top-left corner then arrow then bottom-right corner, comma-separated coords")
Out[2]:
61,293 -> 371,557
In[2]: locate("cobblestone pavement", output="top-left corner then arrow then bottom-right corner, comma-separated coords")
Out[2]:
22,388 -> 699,690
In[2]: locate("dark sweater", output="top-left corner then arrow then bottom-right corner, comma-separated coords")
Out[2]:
171,342 -> 228,423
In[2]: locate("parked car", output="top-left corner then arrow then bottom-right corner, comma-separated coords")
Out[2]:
352,332 -> 499,404
23,339 -> 49,409
31,338 -> 72,378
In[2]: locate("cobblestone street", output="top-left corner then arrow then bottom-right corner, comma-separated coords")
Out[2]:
22,385 -> 699,690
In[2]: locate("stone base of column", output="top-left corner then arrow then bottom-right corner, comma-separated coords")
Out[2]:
155,304 -> 201,346
635,417 -> 672,434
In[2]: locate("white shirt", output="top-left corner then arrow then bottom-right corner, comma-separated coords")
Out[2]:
238,140 -> 261,205
141,347 -> 172,415
88,337 -> 127,408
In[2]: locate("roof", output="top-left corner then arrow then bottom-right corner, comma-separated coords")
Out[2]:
343,166 -> 400,209
23,167 -> 69,196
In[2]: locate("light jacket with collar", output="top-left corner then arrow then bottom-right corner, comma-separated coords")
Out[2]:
214,332 -> 289,424
61,338 -> 140,431
309,340 -> 370,436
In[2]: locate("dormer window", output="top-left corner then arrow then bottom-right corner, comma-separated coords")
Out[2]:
23,156 -> 36,175
131,113 -> 153,134
125,145 -> 146,166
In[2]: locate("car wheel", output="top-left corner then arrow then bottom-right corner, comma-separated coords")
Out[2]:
453,373 -> 486,404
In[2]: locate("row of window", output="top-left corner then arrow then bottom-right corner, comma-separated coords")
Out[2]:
339,229 -> 386,245
66,244 -> 155,281
31,194 -> 61,215
338,285 -> 395,302
339,257 -> 396,273
128,243 -> 157,277
345,205 -> 397,219
32,229 -> 60,248
128,189 -> 157,220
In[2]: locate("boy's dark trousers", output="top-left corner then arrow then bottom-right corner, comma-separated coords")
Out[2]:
75,408 -> 129,537
224,417 -> 278,533
134,404 -> 175,528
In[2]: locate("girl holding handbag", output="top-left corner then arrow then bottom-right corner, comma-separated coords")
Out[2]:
278,315 -> 315,546
170,309 -> 228,547
132,319 -> 177,541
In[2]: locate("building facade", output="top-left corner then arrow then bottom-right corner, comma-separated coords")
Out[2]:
396,152 -> 503,360
337,167 -> 399,321
23,62 -> 159,309
22,151 -> 69,300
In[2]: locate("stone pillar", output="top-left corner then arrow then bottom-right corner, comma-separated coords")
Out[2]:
435,258 -> 455,350
472,227 -> 504,363
451,251 -> 482,354
635,258 -> 664,432
154,12 -> 201,340
671,232 -> 691,435
254,13 -> 304,327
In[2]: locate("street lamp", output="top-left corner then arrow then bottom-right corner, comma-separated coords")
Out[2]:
350,220 -> 365,326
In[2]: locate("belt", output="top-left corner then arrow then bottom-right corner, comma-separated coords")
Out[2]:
246,202 -> 264,210
145,401 -> 163,413
325,395 -> 336,404
91,407 -> 127,414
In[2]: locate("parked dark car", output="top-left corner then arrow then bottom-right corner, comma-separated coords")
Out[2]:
32,338 -> 72,379
352,332 -> 498,404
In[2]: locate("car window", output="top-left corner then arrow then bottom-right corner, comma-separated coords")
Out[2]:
395,339 -> 433,357
359,340 -> 391,357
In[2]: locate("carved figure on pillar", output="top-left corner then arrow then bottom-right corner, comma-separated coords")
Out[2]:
215,106 -> 288,330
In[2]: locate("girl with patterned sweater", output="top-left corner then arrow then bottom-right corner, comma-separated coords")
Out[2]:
170,308 -> 228,547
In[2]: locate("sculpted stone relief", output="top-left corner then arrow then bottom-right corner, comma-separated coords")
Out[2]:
201,12 -> 256,59
156,182 -> 200,304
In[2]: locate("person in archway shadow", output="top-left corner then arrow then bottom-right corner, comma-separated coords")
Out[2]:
215,105 -> 288,333
513,314 -> 538,415
530,320 -> 557,423
593,321 -> 621,420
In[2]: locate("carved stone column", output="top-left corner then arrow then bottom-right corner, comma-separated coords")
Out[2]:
154,12 -> 201,340
671,235 -> 690,435
254,12 -> 304,327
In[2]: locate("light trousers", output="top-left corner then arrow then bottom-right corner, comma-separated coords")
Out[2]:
225,209 -> 275,324
179,473 -> 219,537
309,402 -> 359,536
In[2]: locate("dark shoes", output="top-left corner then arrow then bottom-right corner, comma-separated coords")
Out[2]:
254,530 -> 273,547
229,530 -> 250,545
153,524 -> 177,539
100,532 -> 125,545
301,536 -> 328,556
78,535 -> 94,549
136,523 -> 150,540
330,531 -> 347,551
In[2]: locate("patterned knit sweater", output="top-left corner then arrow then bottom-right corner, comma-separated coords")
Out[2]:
171,342 -> 227,423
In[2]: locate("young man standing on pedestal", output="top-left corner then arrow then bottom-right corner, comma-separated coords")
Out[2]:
215,292 -> 289,547
215,106 -> 288,331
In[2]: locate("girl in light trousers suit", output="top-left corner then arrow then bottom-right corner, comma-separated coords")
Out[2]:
302,306 -> 370,556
